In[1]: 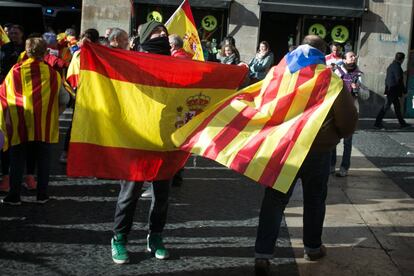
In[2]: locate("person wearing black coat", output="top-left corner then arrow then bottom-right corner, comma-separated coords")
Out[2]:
375,52 -> 410,128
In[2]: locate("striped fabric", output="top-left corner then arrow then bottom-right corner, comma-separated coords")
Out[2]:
67,42 -> 247,181
172,45 -> 343,193
66,50 -> 80,89
0,57 -> 62,150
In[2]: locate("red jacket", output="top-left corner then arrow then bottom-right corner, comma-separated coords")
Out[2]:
171,48 -> 192,59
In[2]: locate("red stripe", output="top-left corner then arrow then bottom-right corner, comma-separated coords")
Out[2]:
258,59 -> 287,108
182,0 -> 196,27
229,66 -> 317,173
45,66 -> 59,142
0,83 -> 13,148
12,65 -> 28,143
81,42 -> 247,89
258,69 -> 332,187
30,62 -> 42,140
203,106 -> 259,160
67,143 -> 190,181
66,74 -> 79,90
179,90 -> 261,152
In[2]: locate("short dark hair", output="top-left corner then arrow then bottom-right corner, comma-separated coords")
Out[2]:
395,52 -> 405,62
81,28 -> 99,43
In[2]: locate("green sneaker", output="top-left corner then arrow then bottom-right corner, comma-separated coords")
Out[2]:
111,234 -> 129,264
147,233 -> 170,260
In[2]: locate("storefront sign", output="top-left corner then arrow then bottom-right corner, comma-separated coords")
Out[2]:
331,25 -> 349,43
147,11 -> 163,23
201,15 -> 218,32
308,23 -> 326,39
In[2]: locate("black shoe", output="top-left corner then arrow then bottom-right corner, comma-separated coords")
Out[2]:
304,244 -> 327,261
36,194 -> 50,204
374,122 -> 384,129
400,123 -> 411,129
254,258 -> 270,276
1,195 -> 21,206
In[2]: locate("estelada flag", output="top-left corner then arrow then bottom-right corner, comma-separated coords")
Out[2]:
172,45 -> 343,193
0,25 -> 10,46
67,42 -> 247,181
0,57 -> 62,150
165,0 -> 204,61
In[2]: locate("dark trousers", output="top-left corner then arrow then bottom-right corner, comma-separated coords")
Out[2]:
113,179 -> 171,236
254,151 -> 330,258
375,94 -> 406,126
331,135 -> 353,170
8,142 -> 51,198
2,144 -> 36,176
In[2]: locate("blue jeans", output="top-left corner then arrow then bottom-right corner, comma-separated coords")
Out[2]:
254,151 -> 330,259
113,179 -> 171,236
331,136 -> 352,170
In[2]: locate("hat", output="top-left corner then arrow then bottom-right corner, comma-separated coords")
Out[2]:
139,21 -> 166,44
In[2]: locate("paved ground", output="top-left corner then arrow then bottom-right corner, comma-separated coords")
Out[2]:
0,117 -> 413,275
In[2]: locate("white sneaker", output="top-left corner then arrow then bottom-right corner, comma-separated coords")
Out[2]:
336,167 -> 348,177
141,185 -> 153,198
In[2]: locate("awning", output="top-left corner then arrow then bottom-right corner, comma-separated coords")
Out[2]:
134,0 -> 232,9
259,0 -> 367,17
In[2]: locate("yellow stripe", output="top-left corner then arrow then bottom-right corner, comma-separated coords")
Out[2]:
72,70 -> 237,150
6,68 -> 21,146
40,63 -> 51,141
273,73 -> 343,193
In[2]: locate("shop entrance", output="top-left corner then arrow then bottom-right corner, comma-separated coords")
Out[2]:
259,12 -> 300,64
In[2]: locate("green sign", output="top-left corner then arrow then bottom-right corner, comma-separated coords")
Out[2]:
308,23 -> 326,39
331,25 -> 349,43
147,11 -> 163,23
201,15 -> 217,32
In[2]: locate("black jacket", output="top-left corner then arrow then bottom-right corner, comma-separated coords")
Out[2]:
0,42 -> 25,82
385,60 -> 405,96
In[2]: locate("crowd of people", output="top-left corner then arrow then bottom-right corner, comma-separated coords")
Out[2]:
0,20 -> 410,276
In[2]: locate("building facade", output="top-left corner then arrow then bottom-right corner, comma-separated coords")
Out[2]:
81,0 -> 414,117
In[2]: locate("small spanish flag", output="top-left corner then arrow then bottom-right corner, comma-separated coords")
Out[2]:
172,45 -> 344,193
67,42 -> 247,181
0,25 -> 10,46
165,0 -> 204,61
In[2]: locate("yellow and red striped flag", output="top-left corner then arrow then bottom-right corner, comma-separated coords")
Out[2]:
66,50 -> 80,89
165,0 -> 204,61
172,45 -> 343,193
0,58 -> 62,150
67,42 -> 247,181
0,25 -> 10,46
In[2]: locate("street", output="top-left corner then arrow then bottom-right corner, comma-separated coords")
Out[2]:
0,114 -> 413,275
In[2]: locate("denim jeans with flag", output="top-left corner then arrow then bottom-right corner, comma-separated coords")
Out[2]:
113,179 -> 171,235
255,151 -> 330,259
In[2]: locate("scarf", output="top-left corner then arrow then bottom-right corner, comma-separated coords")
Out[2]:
139,37 -> 171,56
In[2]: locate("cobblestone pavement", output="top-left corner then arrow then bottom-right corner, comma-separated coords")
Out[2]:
0,117 -> 413,275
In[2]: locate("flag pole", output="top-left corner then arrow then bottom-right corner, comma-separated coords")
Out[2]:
165,0 -> 186,25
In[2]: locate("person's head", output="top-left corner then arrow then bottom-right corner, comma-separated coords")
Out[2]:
3,23 -> 13,35
108,28 -> 129,50
104,28 -> 112,38
258,41 -> 270,53
302,35 -> 327,53
223,44 -> 236,57
395,52 -> 405,63
169,34 -> 184,51
8,25 -> 24,44
42,32 -> 57,47
330,42 -> 341,57
344,51 -> 357,65
223,36 -> 236,46
79,28 -> 100,46
98,36 -> 109,47
139,21 -> 168,44
25,37 -> 47,59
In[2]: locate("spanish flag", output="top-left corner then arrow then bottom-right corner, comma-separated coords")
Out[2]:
66,50 -> 80,89
0,25 -> 10,46
0,58 -> 62,150
165,0 -> 204,61
67,42 -> 247,181
172,45 -> 343,193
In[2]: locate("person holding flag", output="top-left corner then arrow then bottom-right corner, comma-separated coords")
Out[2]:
165,0 -> 204,61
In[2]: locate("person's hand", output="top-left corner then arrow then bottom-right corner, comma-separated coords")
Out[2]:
351,83 -> 359,89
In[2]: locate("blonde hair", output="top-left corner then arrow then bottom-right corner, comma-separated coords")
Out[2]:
25,37 -> 47,59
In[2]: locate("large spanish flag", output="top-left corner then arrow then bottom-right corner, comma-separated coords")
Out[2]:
0,25 -> 10,46
67,42 -> 247,181
172,45 -> 343,193
0,58 -> 62,150
165,0 -> 204,61
66,50 -> 80,89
